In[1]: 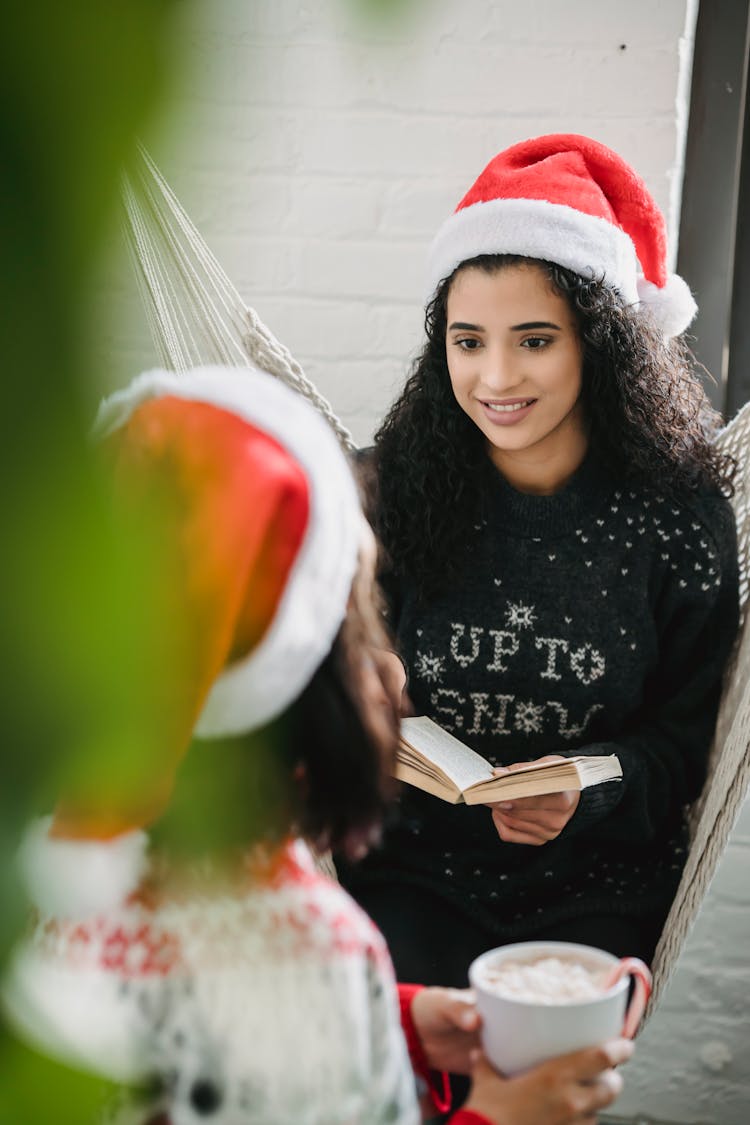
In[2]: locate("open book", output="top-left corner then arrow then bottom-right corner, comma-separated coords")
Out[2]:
396,716 -> 622,805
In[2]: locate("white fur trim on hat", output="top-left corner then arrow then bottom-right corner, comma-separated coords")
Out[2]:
94,364 -> 362,737
427,197 -> 641,304
427,196 -> 695,339
18,817 -> 148,920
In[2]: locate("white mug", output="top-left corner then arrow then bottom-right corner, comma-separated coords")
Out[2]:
468,940 -> 651,1075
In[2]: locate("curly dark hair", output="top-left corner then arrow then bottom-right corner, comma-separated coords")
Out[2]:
371,254 -> 734,598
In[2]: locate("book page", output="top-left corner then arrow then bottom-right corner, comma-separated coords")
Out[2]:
399,716 -> 493,792
394,760 -> 465,803
462,754 -> 622,804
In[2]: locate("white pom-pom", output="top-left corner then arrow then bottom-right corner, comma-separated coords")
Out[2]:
637,273 -> 697,339
18,818 -> 148,921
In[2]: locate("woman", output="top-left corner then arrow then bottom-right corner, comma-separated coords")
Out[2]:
3,364 -> 629,1124
339,134 -> 740,986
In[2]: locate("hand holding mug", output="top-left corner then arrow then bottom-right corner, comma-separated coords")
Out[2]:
410,986 -> 480,1074
469,941 -> 652,1076
463,1038 -> 633,1125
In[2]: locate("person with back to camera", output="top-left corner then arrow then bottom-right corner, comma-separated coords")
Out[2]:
338,133 -> 740,987
2,362 -> 631,1124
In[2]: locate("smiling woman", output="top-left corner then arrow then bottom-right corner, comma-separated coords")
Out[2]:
445,263 -> 586,493
337,134 -> 740,996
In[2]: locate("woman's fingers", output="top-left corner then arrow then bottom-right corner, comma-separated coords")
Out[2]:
559,1040 -> 634,1081
489,786 -> 581,846
492,810 -> 550,845
498,808 -> 570,833
465,1041 -> 632,1124
560,1069 -> 623,1121
579,1067 -> 624,1112
492,808 -> 568,844
492,791 -> 578,813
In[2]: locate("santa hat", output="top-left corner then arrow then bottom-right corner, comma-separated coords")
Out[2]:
427,133 -> 697,338
20,364 -> 364,917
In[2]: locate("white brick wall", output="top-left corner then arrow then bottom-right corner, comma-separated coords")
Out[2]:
95,2 -> 750,1120
100,0 -> 695,445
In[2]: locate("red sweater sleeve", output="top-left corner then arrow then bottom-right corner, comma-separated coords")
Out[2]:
397,984 -> 493,1124
398,983 -> 451,1115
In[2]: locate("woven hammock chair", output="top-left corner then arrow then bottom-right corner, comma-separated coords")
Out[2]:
121,145 -> 750,1020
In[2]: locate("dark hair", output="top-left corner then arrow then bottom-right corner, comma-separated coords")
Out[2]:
283,564 -> 399,859
371,254 -> 734,598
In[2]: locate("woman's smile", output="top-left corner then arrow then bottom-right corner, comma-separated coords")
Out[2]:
479,397 -> 537,423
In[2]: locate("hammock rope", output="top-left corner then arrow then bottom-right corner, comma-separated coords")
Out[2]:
122,146 -> 356,453
121,146 -> 750,1019
645,403 -> 750,1015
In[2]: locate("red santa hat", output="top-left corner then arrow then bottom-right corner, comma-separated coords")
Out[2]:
427,133 -> 697,339
19,364 -> 365,917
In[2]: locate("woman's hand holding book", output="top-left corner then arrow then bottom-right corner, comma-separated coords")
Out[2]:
486,756 -> 581,846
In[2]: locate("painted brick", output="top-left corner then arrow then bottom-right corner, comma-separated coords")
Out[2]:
296,111 -> 503,178
475,0 -> 688,48
170,172 -> 294,235
298,356 -> 405,447
255,297 -> 421,363
294,237 -> 424,301
285,178 -> 384,239
167,106 -> 301,175
381,179 -> 470,237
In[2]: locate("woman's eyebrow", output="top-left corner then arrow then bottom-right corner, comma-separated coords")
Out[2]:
510,320 -> 561,331
448,321 -> 483,331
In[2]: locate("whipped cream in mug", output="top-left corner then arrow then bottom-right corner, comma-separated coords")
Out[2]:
479,954 -> 608,1004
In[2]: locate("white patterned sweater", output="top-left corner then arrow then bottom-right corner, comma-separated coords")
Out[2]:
4,839 -> 419,1125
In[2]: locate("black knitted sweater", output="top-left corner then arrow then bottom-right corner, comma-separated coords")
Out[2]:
345,453 -> 739,940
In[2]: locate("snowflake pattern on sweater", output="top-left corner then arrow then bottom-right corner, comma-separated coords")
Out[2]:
5,841 -> 419,1125
346,454 -> 739,943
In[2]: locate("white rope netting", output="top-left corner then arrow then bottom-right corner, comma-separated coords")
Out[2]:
121,147 -> 750,1016
645,402 -> 750,1014
122,146 -> 355,454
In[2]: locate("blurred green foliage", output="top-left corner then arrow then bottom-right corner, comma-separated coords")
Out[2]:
0,1033 -> 115,1125
0,0 -> 182,955
0,1 -> 182,1118
0,0 -> 422,1118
